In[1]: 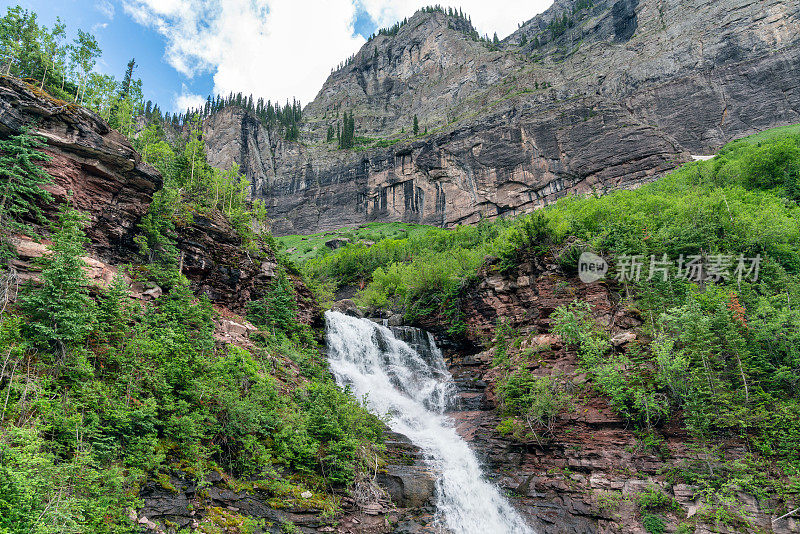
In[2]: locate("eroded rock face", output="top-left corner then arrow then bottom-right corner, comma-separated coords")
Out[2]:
0,76 -> 162,260
0,76 -> 321,323
432,256 -> 798,534
200,0 -> 800,235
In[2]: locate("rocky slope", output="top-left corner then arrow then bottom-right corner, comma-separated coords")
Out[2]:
0,76 -> 162,261
420,254 -> 799,534
0,76 -> 313,317
0,75 -> 449,534
199,0 -> 800,235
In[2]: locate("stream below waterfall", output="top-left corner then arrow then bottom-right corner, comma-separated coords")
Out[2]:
325,311 -> 534,534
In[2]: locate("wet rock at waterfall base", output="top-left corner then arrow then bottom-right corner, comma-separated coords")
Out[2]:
326,311 -> 535,532
377,466 -> 437,508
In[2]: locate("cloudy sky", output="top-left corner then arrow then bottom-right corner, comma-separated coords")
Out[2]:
3,0 -> 552,111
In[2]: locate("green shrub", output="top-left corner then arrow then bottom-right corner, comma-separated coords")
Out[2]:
498,372 -> 569,421
742,137 -> 800,190
642,513 -> 666,534
0,425 -> 134,534
495,211 -> 552,270
248,268 -> 313,344
19,202 -> 97,357
637,486 -> 680,512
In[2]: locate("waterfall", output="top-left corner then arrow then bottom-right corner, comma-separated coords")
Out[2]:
325,311 -> 534,534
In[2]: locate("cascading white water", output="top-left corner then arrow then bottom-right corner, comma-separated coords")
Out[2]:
325,311 -> 534,534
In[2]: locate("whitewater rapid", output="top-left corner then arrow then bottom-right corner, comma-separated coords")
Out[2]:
325,311 -> 534,534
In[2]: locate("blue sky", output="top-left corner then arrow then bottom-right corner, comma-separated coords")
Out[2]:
1,0 -> 551,112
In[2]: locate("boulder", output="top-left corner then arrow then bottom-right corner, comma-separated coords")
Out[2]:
332,299 -> 365,318
324,237 -> 351,249
376,466 -> 437,509
611,331 -> 637,347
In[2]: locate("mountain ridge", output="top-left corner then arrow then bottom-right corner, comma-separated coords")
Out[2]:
198,0 -> 800,235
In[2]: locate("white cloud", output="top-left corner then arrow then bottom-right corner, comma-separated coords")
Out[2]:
96,0 -> 115,19
122,0 -> 553,111
358,1 -> 553,39
123,0 -> 365,109
174,84 -> 206,111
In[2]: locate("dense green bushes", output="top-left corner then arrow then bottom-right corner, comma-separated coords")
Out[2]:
0,197 -> 384,532
294,125 -> 800,520
495,371 -> 571,443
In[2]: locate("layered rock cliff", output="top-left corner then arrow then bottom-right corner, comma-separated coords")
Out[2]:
0,76 -> 162,261
429,255 -> 799,534
199,0 -> 800,235
0,76 -> 313,319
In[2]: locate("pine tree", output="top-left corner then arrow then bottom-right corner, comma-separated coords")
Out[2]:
0,129 -> 54,236
119,58 -> 136,99
340,112 -> 355,149
339,111 -> 355,149
350,111 -> 356,148
96,274 -> 132,345
20,201 -> 96,357
413,115 -> 419,135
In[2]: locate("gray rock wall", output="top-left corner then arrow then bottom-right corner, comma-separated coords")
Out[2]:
200,0 -> 800,235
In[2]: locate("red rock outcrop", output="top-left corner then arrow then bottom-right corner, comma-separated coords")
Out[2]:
174,210 -> 321,322
0,76 -> 321,324
434,255 -> 798,534
0,76 -> 162,261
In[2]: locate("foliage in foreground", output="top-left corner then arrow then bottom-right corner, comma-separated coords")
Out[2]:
0,199 -> 384,533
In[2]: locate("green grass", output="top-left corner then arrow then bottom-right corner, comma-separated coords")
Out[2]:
277,222 -> 434,264
738,122 -> 800,144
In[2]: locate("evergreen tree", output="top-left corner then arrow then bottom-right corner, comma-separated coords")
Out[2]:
96,274 -> 132,345
413,115 -> 419,136
134,185 -> 183,289
0,130 -> 54,237
349,113 -> 355,146
19,201 -> 96,357
119,58 -> 136,99
338,111 -> 355,149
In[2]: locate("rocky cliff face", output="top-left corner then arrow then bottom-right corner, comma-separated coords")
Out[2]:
0,76 -> 316,320
200,0 -> 800,235
0,76 -> 162,260
431,255 -> 798,534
